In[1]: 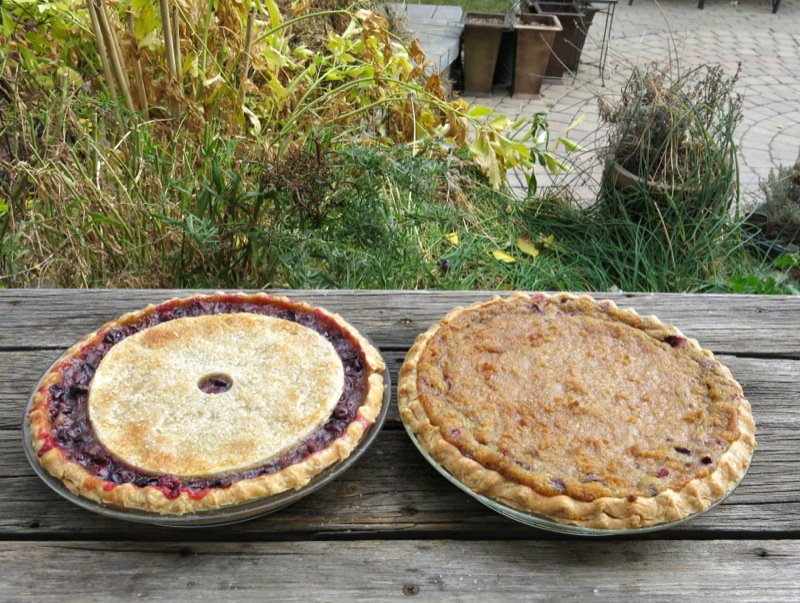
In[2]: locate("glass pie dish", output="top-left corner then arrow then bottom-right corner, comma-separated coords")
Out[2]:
23,356 -> 391,528
402,419 -> 746,537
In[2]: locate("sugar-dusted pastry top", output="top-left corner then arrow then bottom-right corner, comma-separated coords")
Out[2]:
399,293 -> 755,528
90,313 -> 345,477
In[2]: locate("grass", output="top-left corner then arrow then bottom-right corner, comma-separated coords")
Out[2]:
0,0 -> 794,293
0,81 -> 784,292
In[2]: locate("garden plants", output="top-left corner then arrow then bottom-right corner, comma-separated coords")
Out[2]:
0,0 -> 568,287
598,63 -> 743,223
746,155 -> 800,256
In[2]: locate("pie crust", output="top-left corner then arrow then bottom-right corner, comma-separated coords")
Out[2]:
398,292 -> 756,529
28,292 -> 385,515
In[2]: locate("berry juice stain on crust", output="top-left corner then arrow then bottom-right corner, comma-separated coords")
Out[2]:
42,296 -> 368,497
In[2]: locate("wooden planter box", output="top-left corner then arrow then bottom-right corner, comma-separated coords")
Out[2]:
461,12 -> 510,96
531,1 -> 595,78
512,14 -> 562,99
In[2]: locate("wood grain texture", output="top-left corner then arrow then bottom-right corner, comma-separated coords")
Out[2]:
2,292 -> 798,539
0,540 -> 798,602
2,290 -> 797,601
2,289 -> 799,356
3,426 -> 798,538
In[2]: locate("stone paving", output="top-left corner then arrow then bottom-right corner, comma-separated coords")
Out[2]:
401,0 -> 800,206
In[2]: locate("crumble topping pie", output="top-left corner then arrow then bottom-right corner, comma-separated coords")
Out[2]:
398,292 -> 756,529
28,292 -> 385,515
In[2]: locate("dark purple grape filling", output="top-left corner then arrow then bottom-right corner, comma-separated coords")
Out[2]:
198,374 -> 233,394
41,296 -> 369,498
550,477 -> 567,493
664,335 -> 687,348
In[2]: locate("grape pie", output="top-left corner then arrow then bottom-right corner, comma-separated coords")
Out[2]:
28,292 -> 385,515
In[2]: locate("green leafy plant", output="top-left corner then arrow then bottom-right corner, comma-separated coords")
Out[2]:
728,252 -> 800,294
515,181 -> 759,293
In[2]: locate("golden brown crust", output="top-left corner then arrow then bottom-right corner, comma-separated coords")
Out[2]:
28,292 -> 385,516
398,292 -> 756,529
90,313 -> 345,477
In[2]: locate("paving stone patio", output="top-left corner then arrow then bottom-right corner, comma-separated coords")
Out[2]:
397,0 -> 800,206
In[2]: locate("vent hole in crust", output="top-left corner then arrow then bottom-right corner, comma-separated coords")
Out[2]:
198,373 -> 233,394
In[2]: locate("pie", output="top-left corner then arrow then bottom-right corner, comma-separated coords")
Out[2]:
398,292 -> 756,529
28,292 -> 385,515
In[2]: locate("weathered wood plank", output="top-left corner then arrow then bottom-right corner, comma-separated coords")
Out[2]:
2,290 -> 799,357
1,540 -> 798,602
2,427 -> 797,539
3,344 -> 798,538
2,290 -> 798,545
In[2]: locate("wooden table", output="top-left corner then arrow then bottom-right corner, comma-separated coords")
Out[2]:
2,290 -> 799,601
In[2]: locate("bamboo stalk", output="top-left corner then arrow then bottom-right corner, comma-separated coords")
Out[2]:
95,0 -> 135,112
159,0 -> 177,82
172,3 -> 182,90
86,0 -> 118,100
238,9 -> 255,110
127,10 -> 149,114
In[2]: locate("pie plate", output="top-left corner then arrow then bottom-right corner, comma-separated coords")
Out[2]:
23,355 -> 390,528
402,420 -> 746,537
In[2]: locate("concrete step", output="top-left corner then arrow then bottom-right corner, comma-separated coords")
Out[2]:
388,3 -> 464,76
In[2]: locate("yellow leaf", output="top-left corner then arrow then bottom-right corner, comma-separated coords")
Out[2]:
556,136 -> 582,152
538,233 -> 557,250
467,104 -> 494,119
516,235 -> 540,258
489,114 -> 512,131
492,250 -> 516,263
564,113 -> 586,133
544,153 -> 561,174
445,232 -> 459,245
242,105 -> 261,136
264,0 -> 283,28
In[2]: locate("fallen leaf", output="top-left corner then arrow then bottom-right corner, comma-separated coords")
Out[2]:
492,250 -> 516,263
445,232 -> 459,245
516,235 -> 540,258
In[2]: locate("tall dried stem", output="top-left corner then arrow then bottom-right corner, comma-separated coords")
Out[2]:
238,9 -> 255,113
86,0 -> 118,101
127,10 -> 149,113
94,0 -> 135,112
159,0 -> 177,82
172,3 -> 183,92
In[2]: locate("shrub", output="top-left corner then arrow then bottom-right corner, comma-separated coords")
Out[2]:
598,63 -> 743,222
752,156 -> 800,248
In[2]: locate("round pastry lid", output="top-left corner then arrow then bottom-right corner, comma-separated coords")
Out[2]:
89,313 -> 344,478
